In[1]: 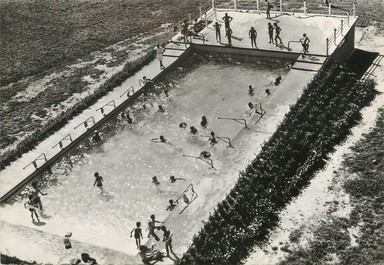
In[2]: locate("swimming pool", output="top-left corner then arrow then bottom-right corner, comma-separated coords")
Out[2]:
3,53 -> 292,257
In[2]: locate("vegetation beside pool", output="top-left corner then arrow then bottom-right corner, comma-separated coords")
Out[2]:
180,58 -> 377,264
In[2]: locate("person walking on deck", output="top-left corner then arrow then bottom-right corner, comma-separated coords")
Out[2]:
249,27 -> 258,48
274,22 -> 283,46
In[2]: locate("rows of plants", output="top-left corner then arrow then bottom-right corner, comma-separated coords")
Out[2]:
180,59 -> 378,264
0,49 -> 155,171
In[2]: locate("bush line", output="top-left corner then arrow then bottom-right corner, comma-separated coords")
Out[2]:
0,49 -> 156,170
180,59 -> 377,265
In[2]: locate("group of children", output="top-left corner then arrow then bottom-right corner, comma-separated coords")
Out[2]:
131,214 -> 177,263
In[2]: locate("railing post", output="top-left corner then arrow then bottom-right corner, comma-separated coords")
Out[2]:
189,14 -> 192,23
256,0 -> 259,11
341,20 -> 344,35
353,2 -> 356,16
205,13 -> 208,27
326,38 -> 329,57
234,0 -> 237,10
334,28 -> 337,45
280,0 -> 282,14
304,1 -> 306,16
328,1 -> 331,16
199,6 -> 202,19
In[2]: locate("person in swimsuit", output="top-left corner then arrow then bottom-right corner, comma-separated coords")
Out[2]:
249,27 -> 258,48
154,44 -> 165,69
200,116 -> 208,128
190,126 -> 198,135
161,226 -> 175,257
151,136 -> 166,143
166,199 -> 178,211
147,214 -> 163,241
214,21 -> 222,42
130,221 -> 144,248
222,13 -> 233,31
169,176 -> 186,183
31,181 -> 47,211
93,172 -> 104,192
24,195 -> 40,222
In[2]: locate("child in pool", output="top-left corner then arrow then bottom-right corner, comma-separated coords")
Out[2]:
130,222 -> 144,248
169,175 -> 186,183
93,172 -> 104,191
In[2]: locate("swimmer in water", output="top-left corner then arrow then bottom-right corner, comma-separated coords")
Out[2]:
248,85 -> 254,96
209,131 -> 218,146
274,76 -> 282,86
200,116 -> 208,128
93,172 -> 104,192
179,122 -> 187,129
158,105 -> 166,113
92,131 -> 101,144
200,151 -> 211,159
166,199 -> 178,211
190,126 -> 198,135
169,175 -> 186,183
151,135 -> 167,143
265,88 -> 271,97
152,176 -> 160,187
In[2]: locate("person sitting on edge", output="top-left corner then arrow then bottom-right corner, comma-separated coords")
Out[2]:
179,122 -> 187,129
200,151 -> 211,159
130,222 -> 144,248
248,85 -> 254,96
169,175 -> 186,183
200,116 -> 208,128
190,126 -> 198,135
166,199 -> 178,211
151,135 -> 166,143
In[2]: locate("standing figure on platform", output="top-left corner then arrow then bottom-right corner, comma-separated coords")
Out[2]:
214,21 -> 222,42
181,19 -> 190,43
266,1 -> 272,19
161,226 -> 175,258
268,22 -> 274,44
274,22 -> 283,46
154,44 -> 165,69
249,27 -> 258,48
222,13 -> 233,31
226,27 -> 233,47
300,33 -> 310,58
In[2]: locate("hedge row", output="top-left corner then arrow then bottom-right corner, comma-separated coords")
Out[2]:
0,49 -> 156,170
180,59 -> 377,264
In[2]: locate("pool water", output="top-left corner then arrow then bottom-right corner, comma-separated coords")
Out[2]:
10,55 -> 291,254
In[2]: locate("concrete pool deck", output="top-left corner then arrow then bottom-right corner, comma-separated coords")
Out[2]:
0,8 -> 359,265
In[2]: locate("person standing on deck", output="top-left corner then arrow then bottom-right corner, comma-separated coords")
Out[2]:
161,226 -> 175,258
268,22 -> 274,44
154,44 -> 165,69
274,22 -> 283,46
222,13 -> 233,31
213,22 -> 222,42
266,1 -> 272,19
24,195 -> 41,222
226,27 -> 233,47
181,19 -> 189,43
249,27 -> 258,48
300,33 -> 310,58
130,222 -> 144,248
